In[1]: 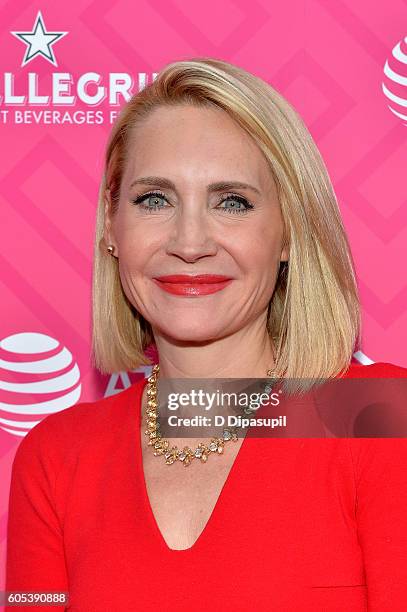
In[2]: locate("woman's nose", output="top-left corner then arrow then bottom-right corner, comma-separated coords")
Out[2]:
165,208 -> 218,262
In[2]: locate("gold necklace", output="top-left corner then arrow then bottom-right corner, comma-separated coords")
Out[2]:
144,364 -> 275,467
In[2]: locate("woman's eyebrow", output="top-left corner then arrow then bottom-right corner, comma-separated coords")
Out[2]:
130,176 -> 261,195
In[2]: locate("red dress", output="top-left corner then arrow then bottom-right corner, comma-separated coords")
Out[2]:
5,361 -> 407,611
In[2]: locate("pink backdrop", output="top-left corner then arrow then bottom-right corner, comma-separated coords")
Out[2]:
1,0 -> 406,599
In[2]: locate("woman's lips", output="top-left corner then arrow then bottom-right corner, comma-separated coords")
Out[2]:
152,274 -> 233,296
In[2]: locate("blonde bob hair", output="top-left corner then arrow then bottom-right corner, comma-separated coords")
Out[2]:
92,57 -> 361,383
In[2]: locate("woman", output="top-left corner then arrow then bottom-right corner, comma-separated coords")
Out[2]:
5,57 -> 407,611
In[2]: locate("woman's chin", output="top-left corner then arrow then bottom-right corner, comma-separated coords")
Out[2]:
153,321 -> 227,344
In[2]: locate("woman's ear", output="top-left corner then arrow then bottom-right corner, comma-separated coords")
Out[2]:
280,244 -> 289,263
101,188 -> 118,256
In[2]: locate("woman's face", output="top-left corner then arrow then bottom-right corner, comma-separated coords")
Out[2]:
105,103 -> 288,343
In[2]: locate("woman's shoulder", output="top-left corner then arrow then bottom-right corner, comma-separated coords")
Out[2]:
342,361 -> 407,472
12,376 -> 147,471
344,360 -> 407,378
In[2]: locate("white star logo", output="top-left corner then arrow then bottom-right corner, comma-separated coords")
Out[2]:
11,10 -> 68,67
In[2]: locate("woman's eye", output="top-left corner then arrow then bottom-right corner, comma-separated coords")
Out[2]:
217,195 -> 254,214
131,191 -> 169,212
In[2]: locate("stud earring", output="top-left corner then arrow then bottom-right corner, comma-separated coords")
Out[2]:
107,245 -> 115,256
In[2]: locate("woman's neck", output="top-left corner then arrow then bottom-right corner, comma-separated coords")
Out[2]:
151,319 -> 276,379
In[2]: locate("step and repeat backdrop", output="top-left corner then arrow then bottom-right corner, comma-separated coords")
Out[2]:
0,0 -> 406,594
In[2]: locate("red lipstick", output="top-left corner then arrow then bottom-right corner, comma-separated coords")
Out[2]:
152,274 -> 233,296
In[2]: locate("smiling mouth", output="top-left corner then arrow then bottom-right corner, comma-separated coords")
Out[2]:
152,274 -> 233,296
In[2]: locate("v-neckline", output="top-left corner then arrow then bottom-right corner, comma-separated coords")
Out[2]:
133,376 -> 251,553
